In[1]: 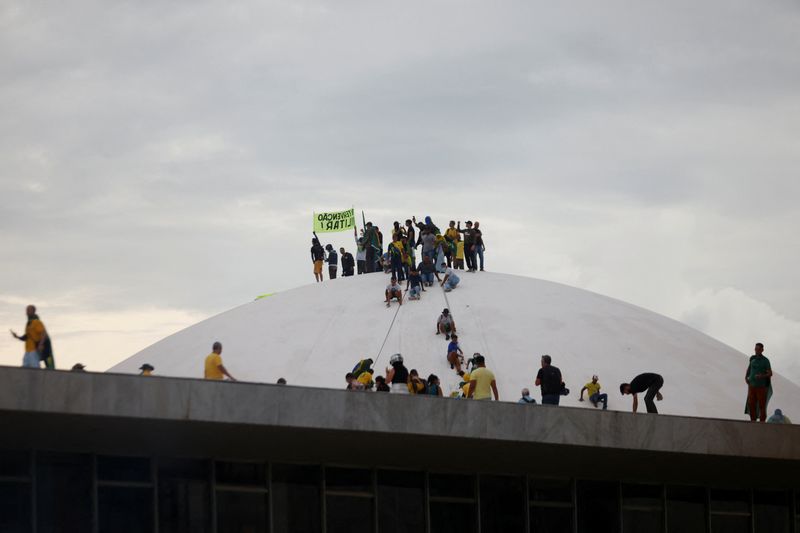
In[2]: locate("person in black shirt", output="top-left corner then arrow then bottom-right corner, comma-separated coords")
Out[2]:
620,373 -> 664,413
535,354 -> 564,405
310,238 -> 325,282
325,244 -> 338,279
340,247 -> 355,277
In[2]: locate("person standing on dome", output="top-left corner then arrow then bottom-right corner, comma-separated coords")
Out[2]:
310,238 -> 325,282
579,375 -> 608,410
204,342 -> 236,381
325,244 -> 338,280
362,222 -> 380,273
473,221 -> 485,272
620,373 -> 663,414
385,354 -> 410,394
340,247 -> 355,277
457,221 -> 477,273
745,342 -> 772,422
535,355 -> 564,406
467,354 -> 498,401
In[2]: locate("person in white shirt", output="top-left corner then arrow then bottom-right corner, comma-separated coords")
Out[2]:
385,276 -> 403,307
440,267 -> 460,292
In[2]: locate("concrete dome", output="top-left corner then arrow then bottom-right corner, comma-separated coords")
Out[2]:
110,272 -> 800,420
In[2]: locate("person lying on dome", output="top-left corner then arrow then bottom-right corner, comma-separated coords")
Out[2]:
441,267 -> 460,292
447,334 -> 465,373
418,256 -> 441,287
436,308 -> 456,338
385,277 -> 403,307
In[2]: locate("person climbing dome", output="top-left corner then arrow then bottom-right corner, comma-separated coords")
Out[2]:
620,373 -> 664,414
436,308 -> 456,338
440,266 -> 460,292
406,267 -> 423,300
385,276 -> 403,307
385,353 -> 409,394
580,374 -> 608,410
447,334 -> 464,373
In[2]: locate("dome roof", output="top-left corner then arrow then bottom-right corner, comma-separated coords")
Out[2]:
110,272 -> 800,420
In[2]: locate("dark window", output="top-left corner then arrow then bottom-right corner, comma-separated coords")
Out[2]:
623,483 -> 663,533
215,461 -> 266,487
429,473 -> 475,499
710,514 -> 750,533
326,494 -> 374,533
531,506 -> 573,533
0,481 -> 31,533
666,486 -> 707,533
326,467 -> 373,494
577,480 -> 619,533
0,451 -> 30,478
98,486 -> 154,533
97,455 -> 151,483
272,463 -> 322,533
158,458 -> 211,533
530,478 -> 573,504
754,490 -> 790,533
36,453 -> 93,533
216,490 -> 268,533
377,470 -> 425,533
710,488 -> 750,514
430,501 -> 477,533
480,475 -> 525,533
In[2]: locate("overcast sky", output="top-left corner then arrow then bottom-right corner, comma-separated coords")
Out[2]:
2,0 -> 799,383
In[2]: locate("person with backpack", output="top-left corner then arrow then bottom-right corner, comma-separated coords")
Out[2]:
535,354 -> 564,405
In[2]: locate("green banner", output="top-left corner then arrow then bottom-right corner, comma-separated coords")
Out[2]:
313,208 -> 356,233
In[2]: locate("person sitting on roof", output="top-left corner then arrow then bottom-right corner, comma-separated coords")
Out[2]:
345,372 -> 365,391
436,308 -> 456,339
406,268 -> 423,300
385,277 -> 403,307
407,369 -> 426,394
580,374 -> 608,410
767,408 -> 792,424
418,256 -> 441,287
519,388 -> 537,404
440,266 -> 460,292
427,374 -> 443,397
447,334 -> 465,373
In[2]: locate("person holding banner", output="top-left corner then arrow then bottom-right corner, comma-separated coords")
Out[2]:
311,238 -> 325,282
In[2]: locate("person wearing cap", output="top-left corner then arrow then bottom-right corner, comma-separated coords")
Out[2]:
518,388 -> 536,404
620,373 -> 663,414
204,341 -> 236,381
767,409 -> 791,424
71,363 -> 86,372
467,354 -> 498,401
436,309 -> 456,338
535,355 -> 564,406
385,276 -> 403,307
139,364 -> 154,376
385,354 -> 409,394
457,221 -> 477,272
579,375 -> 608,410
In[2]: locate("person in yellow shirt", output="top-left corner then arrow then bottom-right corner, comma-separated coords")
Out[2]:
579,374 -> 608,410
10,305 -> 49,369
454,235 -> 465,270
204,342 -> 236,381
467,355 -> 499,401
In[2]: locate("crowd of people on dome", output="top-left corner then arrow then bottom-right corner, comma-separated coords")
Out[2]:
310,215 -> 487,283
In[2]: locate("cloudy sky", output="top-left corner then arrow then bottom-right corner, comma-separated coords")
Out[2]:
1,0 -> 799,382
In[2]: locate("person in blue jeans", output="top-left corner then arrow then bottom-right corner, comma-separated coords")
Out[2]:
535,355 -> 563,405
418,256 -> 440,287
579,375 -> 608,410
440,267 -> 460,292
473,221 -> 485,271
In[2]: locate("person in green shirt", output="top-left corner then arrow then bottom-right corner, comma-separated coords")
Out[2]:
746,342 -> 772,422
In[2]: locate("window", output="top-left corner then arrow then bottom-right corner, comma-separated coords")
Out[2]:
325,467 -> 374,533
0,451 -> 30,478
98,455 -> 154,533
753,490 -> 790,533
377,470 -> 425,533
215,461 -> 268,533
480,475 -> 525,533
0,481 -> 31,533
666,486 -> 707,533
622,483 -> 664,533
272,463 -> 322,533
576,480 -> 619,533
158,458 -> 211,533
429,473 -> 476,533
710,488 -> 750,533
36,453 -> 93,533
530,478 -> 573,533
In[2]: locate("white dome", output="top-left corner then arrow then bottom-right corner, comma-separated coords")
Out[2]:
110,272 -> 800,420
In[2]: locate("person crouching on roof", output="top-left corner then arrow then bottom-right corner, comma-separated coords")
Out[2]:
385,276 -> 403,307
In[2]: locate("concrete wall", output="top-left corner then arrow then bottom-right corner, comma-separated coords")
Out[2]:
1,366 -> 798,487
